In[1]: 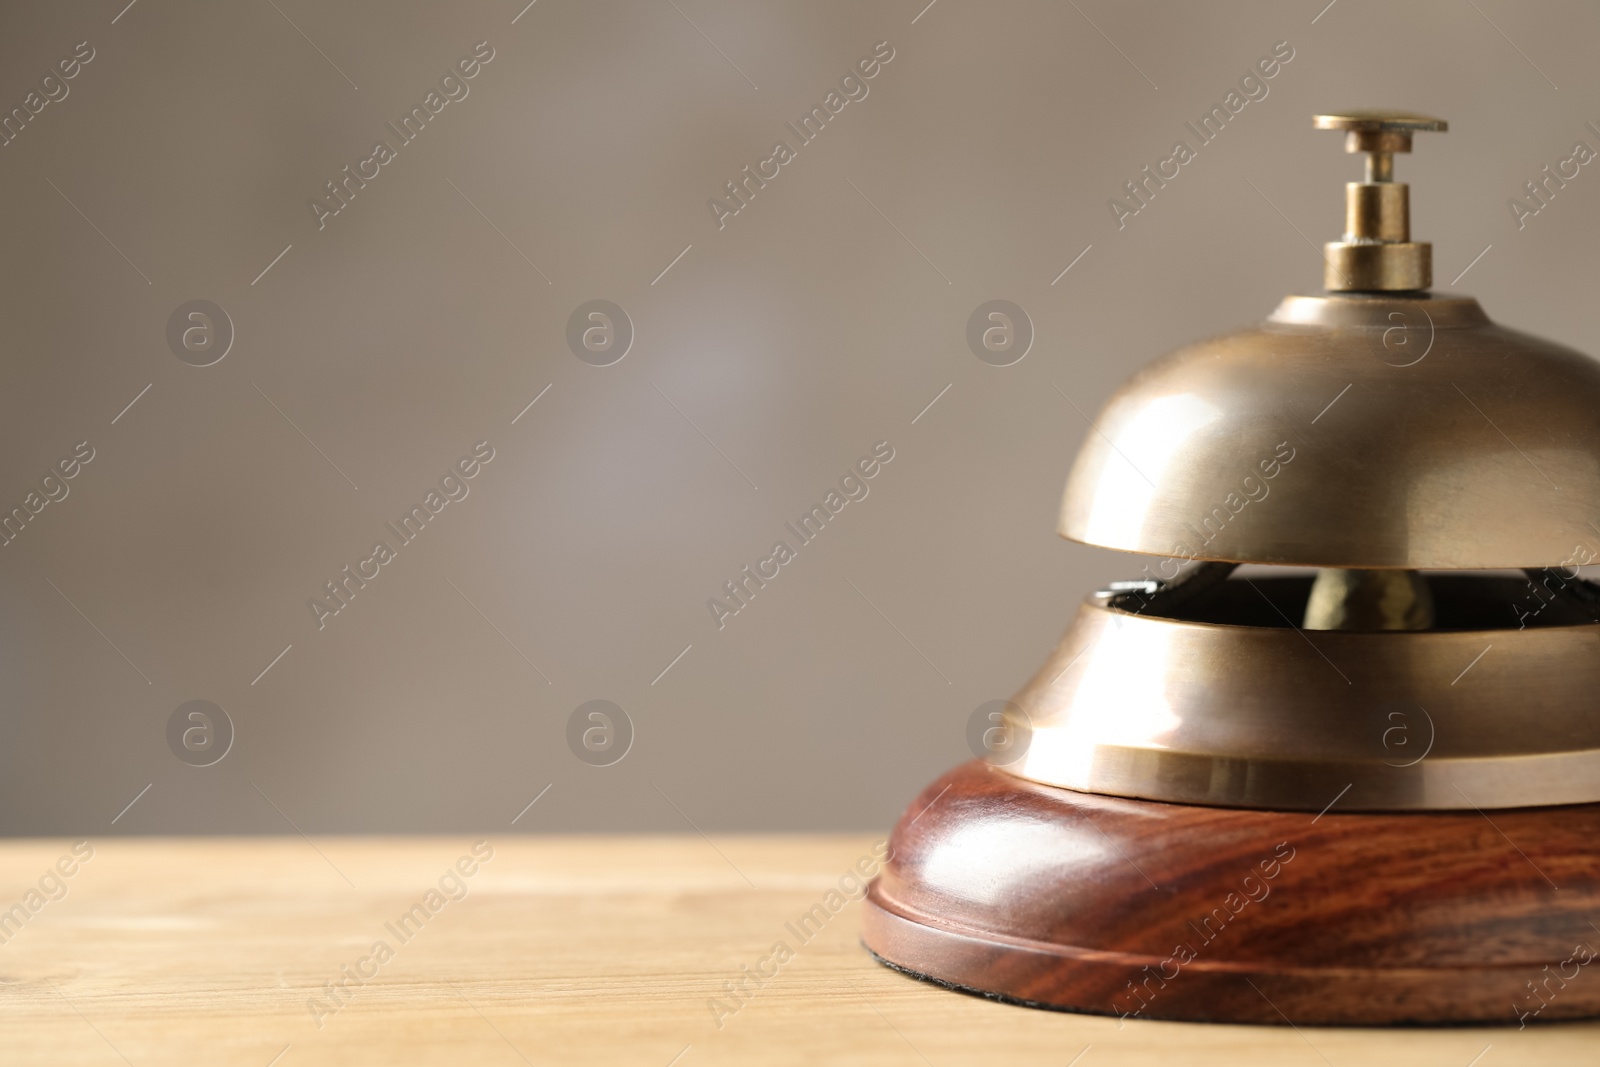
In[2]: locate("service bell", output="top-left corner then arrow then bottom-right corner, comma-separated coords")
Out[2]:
863,112 -> 1600,1026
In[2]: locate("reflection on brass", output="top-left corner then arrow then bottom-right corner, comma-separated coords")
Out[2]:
1057,292 -> 1600,569
999,578 -> 1600,811
1303,569 -> 1434,630
1314,111 -> 1446,291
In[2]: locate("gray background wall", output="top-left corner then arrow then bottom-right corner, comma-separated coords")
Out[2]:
1,0 -> 1595,834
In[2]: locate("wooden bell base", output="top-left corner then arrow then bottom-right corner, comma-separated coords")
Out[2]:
862,761 -> 1600,1026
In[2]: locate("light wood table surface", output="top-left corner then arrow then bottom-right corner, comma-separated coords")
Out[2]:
0,835 -> 1591,1065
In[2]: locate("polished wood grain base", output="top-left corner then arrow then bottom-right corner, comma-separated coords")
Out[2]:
862,761 -> 1600,1025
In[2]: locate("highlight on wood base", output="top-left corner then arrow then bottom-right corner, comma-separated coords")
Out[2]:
862,761 -> 1600,1026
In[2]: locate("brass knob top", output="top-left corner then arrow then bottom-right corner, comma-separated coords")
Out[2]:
1312,110 -> 1448,132
1314,110 -> 1447,180
1313,110 -> 1445,291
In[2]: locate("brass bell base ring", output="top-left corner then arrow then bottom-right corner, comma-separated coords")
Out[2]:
862,761 -> 1600,1026
1001,573 -> 1600,812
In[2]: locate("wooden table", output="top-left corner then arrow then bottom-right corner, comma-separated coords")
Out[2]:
0,836 -> 1590,1065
